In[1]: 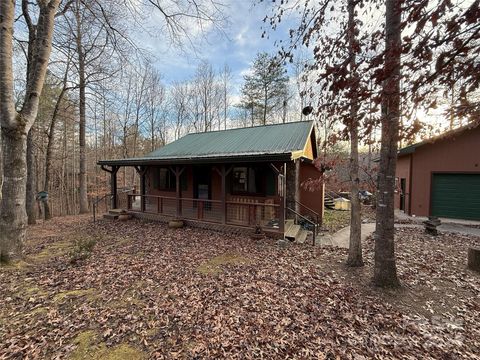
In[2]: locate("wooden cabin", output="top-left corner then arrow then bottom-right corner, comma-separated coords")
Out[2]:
98,121 -> 324,241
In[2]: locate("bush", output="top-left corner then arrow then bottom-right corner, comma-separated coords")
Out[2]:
69,237 -> 97,264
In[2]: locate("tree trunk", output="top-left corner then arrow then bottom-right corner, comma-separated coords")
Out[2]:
373,0 -> 401,287
43,125 -> 54,220
0,0 -> 59,261
0,128 -> 29,261
76,4 -> 89,214
346,0 -> 363,267
26,127 -> 37,224
263,88 -> 268,125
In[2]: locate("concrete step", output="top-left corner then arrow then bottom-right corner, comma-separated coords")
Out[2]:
109,208 -> 126,215
296,229 -> 309,244
285,219 -> 294,232
285,224 -> 301,240
103,213 -> 119,220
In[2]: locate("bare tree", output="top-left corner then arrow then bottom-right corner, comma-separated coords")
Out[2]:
374,0 -> 402,288
144,64 -> 166,151
170,81 -> 191,140
346,0 -> 363,267
43,56 -> 74,220
220,63 -> 232,130
0,0 -> 61,261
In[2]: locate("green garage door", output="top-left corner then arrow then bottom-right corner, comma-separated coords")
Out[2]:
431,173 -> 480,220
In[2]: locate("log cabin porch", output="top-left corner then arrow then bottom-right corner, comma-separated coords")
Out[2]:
98,121 -> 324,241
101,163 -> 287,237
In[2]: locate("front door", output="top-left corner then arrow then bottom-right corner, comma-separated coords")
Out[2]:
193,167 -> 211,207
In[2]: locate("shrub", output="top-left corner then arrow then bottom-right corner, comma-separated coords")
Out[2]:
69,237 -> 97,264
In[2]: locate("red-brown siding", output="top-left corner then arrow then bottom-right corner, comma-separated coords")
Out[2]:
299,161 -> 324,220
394,155 -> 412,213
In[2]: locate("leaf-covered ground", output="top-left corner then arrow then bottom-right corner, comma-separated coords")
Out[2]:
0,216 -> 479,359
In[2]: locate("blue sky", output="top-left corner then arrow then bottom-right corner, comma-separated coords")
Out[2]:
137,1 -> 296,93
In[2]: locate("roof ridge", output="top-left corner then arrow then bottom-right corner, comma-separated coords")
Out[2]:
181,120 -> 313,136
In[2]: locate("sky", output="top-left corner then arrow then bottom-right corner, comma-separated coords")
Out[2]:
134,1 -> 297,94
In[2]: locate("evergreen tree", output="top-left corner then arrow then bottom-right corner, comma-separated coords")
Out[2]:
240,52 -> 289,125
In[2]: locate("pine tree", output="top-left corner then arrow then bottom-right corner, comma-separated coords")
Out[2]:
240,53 -> 289,125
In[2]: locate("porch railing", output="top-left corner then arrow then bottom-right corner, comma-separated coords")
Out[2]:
127,194 -> 281,231
226,201 -> 280,230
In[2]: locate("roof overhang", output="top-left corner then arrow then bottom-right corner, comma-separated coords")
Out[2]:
98,152 -> 294,167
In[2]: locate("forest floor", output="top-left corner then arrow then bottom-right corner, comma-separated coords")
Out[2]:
0,215 -> 479,359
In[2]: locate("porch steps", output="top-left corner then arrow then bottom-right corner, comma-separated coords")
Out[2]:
285,219 -> 294,230
285,224 -> 301,240
284,219 -> 312,243
103,213 -> 118,220
295,229 -> 309,244
102,208 -> 126,220
109,208 -> 125,214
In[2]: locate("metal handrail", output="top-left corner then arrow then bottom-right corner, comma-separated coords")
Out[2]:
288,199 -> 320,226
286,206 -> 317,246
325,190 -> 342,199
92,193 -> 113,223
291,199 -> 320,218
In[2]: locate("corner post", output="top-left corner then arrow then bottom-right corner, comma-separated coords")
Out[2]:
270,163 -> 285,235
280,163 -> 286,235
140,167 -> 146,212
215,165 -> 232,225
173,166 -> 185,218
134,166 -> 147,212
221,165 -> 226,224
109,166 -> 119,209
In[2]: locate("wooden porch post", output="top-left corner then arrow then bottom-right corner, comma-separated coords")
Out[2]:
101,165 -> 119,209
112,166 -> 118,209
295,159 -> 301,215
134,166 -> 147,212
281,163 -> 286,234
221,165 -> 226,224
215,165 -> 232,224
172,166 -> 185,218
269,163 -> 285,235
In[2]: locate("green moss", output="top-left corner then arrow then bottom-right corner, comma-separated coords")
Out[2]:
21,284 -> 48,300
102,344 -> 145,360
28,241 -> 72,263
53,288 -> 96,303
70,331 -> 100,360
196,253 -> 249,275
31,307 -> 48,316
0,259 -> 32,271
69,331 -> 145,360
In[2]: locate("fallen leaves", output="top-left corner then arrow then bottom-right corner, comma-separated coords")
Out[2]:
0,216 -> 478,359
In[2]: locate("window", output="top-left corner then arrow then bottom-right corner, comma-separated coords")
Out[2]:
154,168 -> 176,191
232,167 -> 248,192
231,166 -> 273,195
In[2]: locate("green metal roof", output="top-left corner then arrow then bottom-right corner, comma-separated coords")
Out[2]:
99,121 -> 315,166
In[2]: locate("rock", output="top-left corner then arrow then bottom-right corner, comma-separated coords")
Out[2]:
424,216 -> 441,236
168,219 -> 184,229
251,233 -> 265,240
277,239 -> 289,249
467,247 -> 480,272
118,214 -> 132,221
